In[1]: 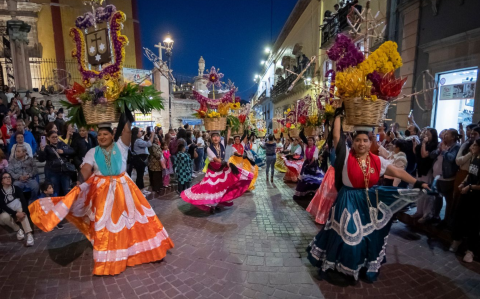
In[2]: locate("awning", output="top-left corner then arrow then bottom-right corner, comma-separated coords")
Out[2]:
182,118 -> 202,126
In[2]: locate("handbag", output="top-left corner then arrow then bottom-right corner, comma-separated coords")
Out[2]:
52,147 -> 76,173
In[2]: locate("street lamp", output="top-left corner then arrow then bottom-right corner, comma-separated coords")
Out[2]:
163,34 -> 174,129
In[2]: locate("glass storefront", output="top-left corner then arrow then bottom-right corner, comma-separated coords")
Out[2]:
433,68 -> 477,133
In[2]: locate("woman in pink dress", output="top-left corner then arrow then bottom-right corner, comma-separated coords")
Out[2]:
181,129 -> 253,214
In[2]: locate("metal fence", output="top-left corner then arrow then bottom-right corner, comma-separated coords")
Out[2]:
0,58 -> 136,93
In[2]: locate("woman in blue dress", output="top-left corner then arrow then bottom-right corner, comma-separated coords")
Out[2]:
306,109 -> 429,283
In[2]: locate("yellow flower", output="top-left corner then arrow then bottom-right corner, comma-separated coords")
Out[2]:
290,124 -> 296,129
287,108 -> 291,113
371,95 -> 378,101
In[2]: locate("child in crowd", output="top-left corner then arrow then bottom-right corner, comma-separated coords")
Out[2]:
38,181 -> 63,229
0,148 -> 8,173
161,142 -> 173,188
175,144 -> 192,194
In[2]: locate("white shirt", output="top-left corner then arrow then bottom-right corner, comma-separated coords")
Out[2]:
6,93 -> 14,104
286,144 -> 302,155
48,112 -> 56,122
82,139 -> 129,176
341,148 -> 391,188
207,140 -> 225,160
196,137 -> 205,148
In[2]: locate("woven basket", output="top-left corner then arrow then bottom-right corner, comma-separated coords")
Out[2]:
204,117 -> 227,131
343,97 -> 389,127
82,101 -> 120,125
274,132 -> 281,139
289,128 -> 300,138
258,131 -> 266,138
304,126 -> 321,137
231,125 -> 244,136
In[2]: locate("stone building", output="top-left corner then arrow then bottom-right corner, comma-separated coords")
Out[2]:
392,0 -> 480,131
0,0 -> 143,90
252,0 -> 386,133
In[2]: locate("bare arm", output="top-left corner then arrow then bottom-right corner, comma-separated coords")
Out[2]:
384,164 -> 429,189
120,121 -> 132,146
79,163 -> 93,184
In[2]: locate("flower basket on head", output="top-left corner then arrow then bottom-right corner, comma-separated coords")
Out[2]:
204,117 -> 227,131
82,101 -> 121,125
231,125 -> 244,136
258,131 -> 266,138
343,97 -> 389,127
304,126 -> 321,137
273,128 -> 281,139
289,128 -> 300,138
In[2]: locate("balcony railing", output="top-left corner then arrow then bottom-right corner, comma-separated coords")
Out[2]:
320,3 -> 356,48
258,90 -> 266,103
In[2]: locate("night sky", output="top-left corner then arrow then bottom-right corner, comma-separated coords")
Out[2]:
138,0 -> 297,100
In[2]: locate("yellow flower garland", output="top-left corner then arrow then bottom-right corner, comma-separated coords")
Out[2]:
358,41 -> 402,75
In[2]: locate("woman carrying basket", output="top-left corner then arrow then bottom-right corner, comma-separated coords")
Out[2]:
306,109 -> 429,283
181,129 -> 253,214
282,137 -> 304,182
29,114 -> 174,276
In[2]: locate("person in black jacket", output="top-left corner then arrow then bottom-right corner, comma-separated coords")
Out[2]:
54,110 -> 66,136
37,130 -> 75,196
71,127 -> 98,170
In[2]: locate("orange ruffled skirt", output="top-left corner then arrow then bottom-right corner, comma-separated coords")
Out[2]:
29,173 -> 174,276
229,155 -> 259,191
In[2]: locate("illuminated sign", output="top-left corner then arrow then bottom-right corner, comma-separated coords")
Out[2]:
134,113 -> 152,122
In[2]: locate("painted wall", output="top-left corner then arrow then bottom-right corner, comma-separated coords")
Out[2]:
33,0 -> 140,67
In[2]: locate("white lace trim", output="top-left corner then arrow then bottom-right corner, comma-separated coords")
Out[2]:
309,235 -> 389,280
298,173 -> 324,182
93,228 -> 169,263
182,188 -> 227,201
201,168 -> 231,185
323,189 -> 419,246
57,174 -> 156,233
39,197 -> 69,220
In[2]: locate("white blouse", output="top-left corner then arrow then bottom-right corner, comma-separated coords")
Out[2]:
286,144 -> 302,156
303,145 -> 319,160
341,148 -> 391,188
206,140 -> 225,160
82,139 -> 129,175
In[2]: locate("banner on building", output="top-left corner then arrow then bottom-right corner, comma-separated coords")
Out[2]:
123,68 -> 153,86
134,113 -> 152,122
439,82 -> 476,100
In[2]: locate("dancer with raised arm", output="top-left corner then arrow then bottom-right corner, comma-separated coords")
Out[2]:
228,131 -> 259,191
307,108 -> 429,283
29,116 -> 174,276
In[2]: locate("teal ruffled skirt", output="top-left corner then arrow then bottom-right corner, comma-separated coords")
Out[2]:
307,186 -> 420,281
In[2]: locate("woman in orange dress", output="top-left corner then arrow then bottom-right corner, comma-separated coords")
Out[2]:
29,120 -> 174,276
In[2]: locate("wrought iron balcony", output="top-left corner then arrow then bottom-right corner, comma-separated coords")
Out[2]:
320,3 -> 355,49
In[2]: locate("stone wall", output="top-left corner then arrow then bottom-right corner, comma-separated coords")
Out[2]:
153,98 -> 200,129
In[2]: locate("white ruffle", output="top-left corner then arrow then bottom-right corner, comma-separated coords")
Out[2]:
39,197 -> 69,221
93,228 -> 170,263
201,168 -> 232,185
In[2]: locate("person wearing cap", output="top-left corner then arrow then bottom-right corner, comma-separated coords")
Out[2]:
29,120 -> 174,276
293,129 -> 325,200
306,108 -> 429,284
228,131 -> 259,191
180,129 -> 254,214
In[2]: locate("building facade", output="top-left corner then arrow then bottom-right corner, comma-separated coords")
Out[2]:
392,0 -> 480,131
0,0 -> 143,90
252,0 -> 387,132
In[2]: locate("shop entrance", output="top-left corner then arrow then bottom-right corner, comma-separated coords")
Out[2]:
433,68 -> 477,133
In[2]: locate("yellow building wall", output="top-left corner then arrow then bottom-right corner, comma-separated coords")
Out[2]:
32,0 -> 138,68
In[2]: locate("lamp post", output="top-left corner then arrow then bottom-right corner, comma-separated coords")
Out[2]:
163,34 -> 174,129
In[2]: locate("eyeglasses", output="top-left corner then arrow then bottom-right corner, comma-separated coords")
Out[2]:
51,136 -> 58,139
2,176 -> 11,180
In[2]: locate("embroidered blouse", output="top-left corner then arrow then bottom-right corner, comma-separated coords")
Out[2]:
82,139 -> 129,176
342,148 -> 390,188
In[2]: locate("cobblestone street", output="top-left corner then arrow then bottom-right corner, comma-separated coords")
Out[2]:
1,173 -> 480,299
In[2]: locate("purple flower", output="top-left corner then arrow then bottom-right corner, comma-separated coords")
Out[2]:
326,34 -> 364,72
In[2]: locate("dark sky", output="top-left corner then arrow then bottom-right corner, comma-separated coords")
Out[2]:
138,0 -> 297,100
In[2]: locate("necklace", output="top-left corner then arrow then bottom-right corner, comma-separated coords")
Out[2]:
101,143 -> 115,175
214,144 -> 221,157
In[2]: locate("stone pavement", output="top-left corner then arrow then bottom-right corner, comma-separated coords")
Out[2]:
1,172 -> 480,299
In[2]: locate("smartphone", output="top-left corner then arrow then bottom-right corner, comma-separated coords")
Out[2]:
41,136 -> 46,147
376,134 -> 380,142
459,122 -> 463,130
